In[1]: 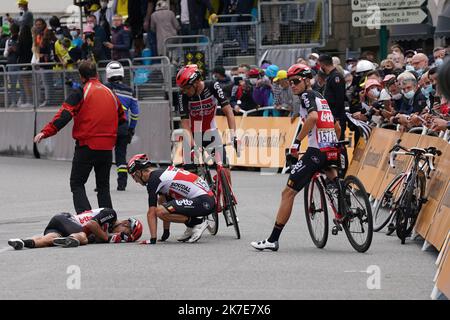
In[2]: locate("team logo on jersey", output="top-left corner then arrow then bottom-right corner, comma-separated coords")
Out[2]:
171,182 -> 191,194
291,160 -> 305,175
176,199 -> 194,206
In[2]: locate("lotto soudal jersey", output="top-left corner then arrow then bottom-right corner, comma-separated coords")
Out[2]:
146,167 -> 213,207
179,81 -> 230,132
73,208 -> 117,234
298,90 -> 338,150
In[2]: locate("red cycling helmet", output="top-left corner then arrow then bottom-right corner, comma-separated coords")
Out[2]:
287,64 -> 313,79
128,218 -> 143,241
176,64 -> 202,87
127,154 -> 151,175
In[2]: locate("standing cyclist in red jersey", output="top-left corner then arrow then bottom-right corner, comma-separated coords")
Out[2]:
176,64 -> 239,180
8,208 -> 143,249
251,64 -> 341,251
127,154 -> 216,244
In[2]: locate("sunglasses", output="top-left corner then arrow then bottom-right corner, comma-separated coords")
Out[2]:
289,78 -> 302,86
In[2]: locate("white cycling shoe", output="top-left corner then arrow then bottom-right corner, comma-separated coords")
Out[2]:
187,221 -> 208,243
8,239 -> 24,250
177,227 -> 194,242
251,239 -> 279,251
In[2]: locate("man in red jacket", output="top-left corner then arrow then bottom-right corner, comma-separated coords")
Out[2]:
34,60 -> 126,214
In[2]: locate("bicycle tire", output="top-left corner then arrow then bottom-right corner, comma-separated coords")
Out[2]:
304,179 -> 328,249
373,173 -> 405,232
396,173 -> 425,244
221,170 -> 240,239
342,175 -> 373,253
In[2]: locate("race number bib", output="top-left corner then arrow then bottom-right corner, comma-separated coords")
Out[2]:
317,129 -> 337,148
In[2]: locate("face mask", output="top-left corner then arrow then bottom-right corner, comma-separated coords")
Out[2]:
405,65 -> 414,72
383,68 -> 392,75
346,64 -> 353,72
415,68 -> 424,77
308,59 -> 316,67
434,58 -> 443,68
239,73 -> 246,79
421,84 -> 434,97
345,82 -> 352,89
402,90 -> 415,99
70,31 -> 78,38
249,78 -> 257,85
56,34 -> 64,41
87,23 -> 95,29
392,93 -> 403,100
370,88 -> 380,98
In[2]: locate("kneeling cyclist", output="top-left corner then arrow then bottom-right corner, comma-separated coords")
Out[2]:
128,154 -> 216,244
251,64 -> 341,251
8,208 -> 143,249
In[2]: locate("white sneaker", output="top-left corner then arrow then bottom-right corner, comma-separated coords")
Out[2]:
187,221 -> 208,243
8,239 -> 24,250
177,227 -> 194,242
250,239 -> 279,251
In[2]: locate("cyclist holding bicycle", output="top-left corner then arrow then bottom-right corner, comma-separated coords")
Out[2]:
251,64 -> 341,251
128,154 -> 216,244
176,64 -> 239,180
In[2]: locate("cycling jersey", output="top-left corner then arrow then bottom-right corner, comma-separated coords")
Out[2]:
298,90 -> 338,150
43,208 -> 117,237
179,81 -> 230,132
146,166 -> 213,208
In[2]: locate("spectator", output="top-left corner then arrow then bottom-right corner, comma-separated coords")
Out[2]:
63,38 -> 83,67
86,14 -> 109,61
16,25 -> 33,108
391,44 -> 404,56
81,24 -> 97,61
37,29 -> 56,107
49,16 -> 70,39
411,53 -> 428,77
224,0 -> 253,54
0,24 -> 10,49
433,47 -> 447,68
380,58 -> 395,77
273,70 -> 295,116
105,15 -> 131,61
212,66 -> 233,99
418,71 -> 434,107
54,28 -> 72,69
34,60 -> 126,214
94,0 -> 113,40
230,75 -> 257,113
345,57 -> 358,73
318,54 -> 346,139
4,23 -> 21,108
179,0 -> 215,35
70,26 -> 83,48
307,53 -> 320,70
312,69 -> 327,94
361,50 -> 377,63
150,0 -> 180,56
143,0 -> 157,56
397,75 -> 427,115
7,0 -> 33,30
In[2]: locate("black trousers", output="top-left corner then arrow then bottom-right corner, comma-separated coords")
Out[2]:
115,134 -> 128,189
70,145 -> 113,214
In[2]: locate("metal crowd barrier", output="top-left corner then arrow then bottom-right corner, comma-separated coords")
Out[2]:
210,14 -> 259,69
258,0 -> 328,49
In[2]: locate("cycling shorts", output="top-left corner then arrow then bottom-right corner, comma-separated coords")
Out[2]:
44,212 -> 83,236
162,194 -> 216,217
287,147 -> 336,192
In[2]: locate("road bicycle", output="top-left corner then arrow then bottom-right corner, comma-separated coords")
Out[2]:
372,139 -> 441,244
303,141 -> 373,253
184,144 -> 240,239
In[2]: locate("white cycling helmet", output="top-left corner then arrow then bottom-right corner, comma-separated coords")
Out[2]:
106,61 -> 124,80
355,60 -> 375,73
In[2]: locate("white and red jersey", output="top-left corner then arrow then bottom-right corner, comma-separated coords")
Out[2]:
178,81 -> 230,132
299,90 -> 338,150
146,166 -> 213,207
73,208 -> 117,233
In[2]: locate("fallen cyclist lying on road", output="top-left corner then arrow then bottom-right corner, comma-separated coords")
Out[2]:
8,208 -> 143,250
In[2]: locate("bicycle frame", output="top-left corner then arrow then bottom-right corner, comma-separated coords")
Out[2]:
310,172 -> 341,219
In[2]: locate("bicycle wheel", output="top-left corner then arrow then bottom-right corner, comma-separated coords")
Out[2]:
396,173 -> 425,244
304,178 -> 328,249
373,173 -> 406,232
341,175 -> 373,253
221,170 -> 240,239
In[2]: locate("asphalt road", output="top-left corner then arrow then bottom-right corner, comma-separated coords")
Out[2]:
0,156 -> 438,300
